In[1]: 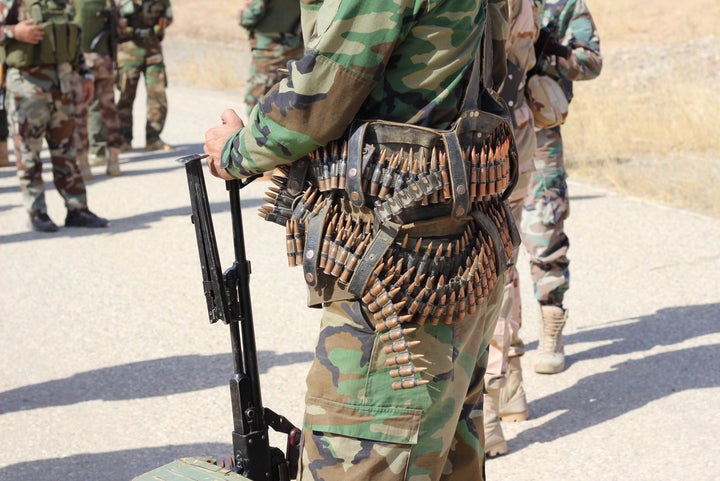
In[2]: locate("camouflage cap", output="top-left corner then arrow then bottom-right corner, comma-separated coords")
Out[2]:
526,74 -> 568,129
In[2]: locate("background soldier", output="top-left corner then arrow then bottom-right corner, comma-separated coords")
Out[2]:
75,0 -> 124,176
237,0 -> 303,117
484,0 -> 543,458
204,0 -> 515,479
523,0 -> 602,374
1,0 -> 108,232
116,0 -> 172,151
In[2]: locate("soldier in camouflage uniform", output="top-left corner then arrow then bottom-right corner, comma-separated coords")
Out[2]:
116,0 -> 172,151
204,1 -> 521,479
1,0 -> 109,232
75,0 -> 124,176
522,0 -> 602,374
238,0 -> 302,117
483,0 -> 542,458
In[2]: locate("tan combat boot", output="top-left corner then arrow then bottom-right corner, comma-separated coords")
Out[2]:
533,305 -> 567,374
106,147 -> 121,176
499,356 -> 528,421
484,384 -> 508,457
77,151 -> 93,180
0,140 -> 9,167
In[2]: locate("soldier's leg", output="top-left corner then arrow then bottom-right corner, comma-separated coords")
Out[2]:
297,275 -> 504,481
482,169 -> 531,456
70,71 -> 92,180
86,53 -> 111,164
91,54 -> 123,176
116,44 -> 144,147
521,126 -> 570,374
47,81 -> 108,228
6,68 -> 55,230
144,53 -> 169,148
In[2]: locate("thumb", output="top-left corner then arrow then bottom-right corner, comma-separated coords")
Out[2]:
220,109 -> 243,128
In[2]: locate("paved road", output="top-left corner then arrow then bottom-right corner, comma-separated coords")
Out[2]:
1,81 -> 719,481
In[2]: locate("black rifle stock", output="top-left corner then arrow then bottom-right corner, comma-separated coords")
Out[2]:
177,154 -> 301,481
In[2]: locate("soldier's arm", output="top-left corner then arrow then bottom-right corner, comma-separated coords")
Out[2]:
162,0 -> 172,28
555,0 -> 602,81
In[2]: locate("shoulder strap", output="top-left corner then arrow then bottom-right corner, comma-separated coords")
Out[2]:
459,0 -> 493,114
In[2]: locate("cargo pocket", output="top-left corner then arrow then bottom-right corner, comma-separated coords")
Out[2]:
298,396 -> 421,481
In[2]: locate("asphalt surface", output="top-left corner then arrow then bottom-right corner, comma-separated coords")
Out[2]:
1,81 -> 719,481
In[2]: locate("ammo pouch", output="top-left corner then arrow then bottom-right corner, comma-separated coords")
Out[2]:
260,89 -> 520,326
3,0 -> 79,68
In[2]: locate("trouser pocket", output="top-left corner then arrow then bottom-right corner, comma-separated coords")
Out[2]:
298,396 -> 421,481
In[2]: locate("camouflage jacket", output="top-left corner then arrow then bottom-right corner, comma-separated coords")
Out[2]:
535,0 -> 602,100
223,0 -> 493,179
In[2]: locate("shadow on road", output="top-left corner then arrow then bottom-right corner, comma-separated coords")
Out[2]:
0,443 -> 234,481
512,302 -> 720,450
0,351 -> 313,415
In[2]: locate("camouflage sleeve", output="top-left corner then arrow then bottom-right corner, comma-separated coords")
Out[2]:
555,0 -> 602,81
222,0 -> 419,179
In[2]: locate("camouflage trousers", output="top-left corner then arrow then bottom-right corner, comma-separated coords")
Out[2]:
116,41 -> 168,143
245,32 -> 303,115
71,71 -> 89,157
485,126 -> 570,378
485,171 -> 529,380
86,53 -> 125,152
6,65 -> 87,215
521,126 -> 570,307
298,273 -> 505,481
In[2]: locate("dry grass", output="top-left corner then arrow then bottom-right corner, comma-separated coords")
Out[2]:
165,0 -> 720,217
562,0 -> 720,217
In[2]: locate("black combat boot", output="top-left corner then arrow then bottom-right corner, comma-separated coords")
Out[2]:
65,208 -> 109,228
29,212 -> 59,232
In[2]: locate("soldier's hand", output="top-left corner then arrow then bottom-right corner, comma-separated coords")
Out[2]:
81,78 -> 95,105
13,20 -> 44,44
204,109 -> 245,180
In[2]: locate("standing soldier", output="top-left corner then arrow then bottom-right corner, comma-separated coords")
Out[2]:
483,0 -> 542,457
75,0 -> 124,176
1,0 -> 109,232
116,0 -> 172,151
204,0 -> 518,478
522,0 -> 602,374
238,0 -> 303,117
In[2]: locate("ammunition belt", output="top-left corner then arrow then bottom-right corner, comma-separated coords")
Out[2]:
259,113 -> 520,390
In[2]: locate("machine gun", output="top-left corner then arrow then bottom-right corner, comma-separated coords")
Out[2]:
133,154 -> 301,481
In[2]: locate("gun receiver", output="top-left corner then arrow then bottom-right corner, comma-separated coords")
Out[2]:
177,154 -> 300,481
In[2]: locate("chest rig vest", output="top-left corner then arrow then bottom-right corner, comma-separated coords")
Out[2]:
260,15 -> 520,391
3,0 -> 79,68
